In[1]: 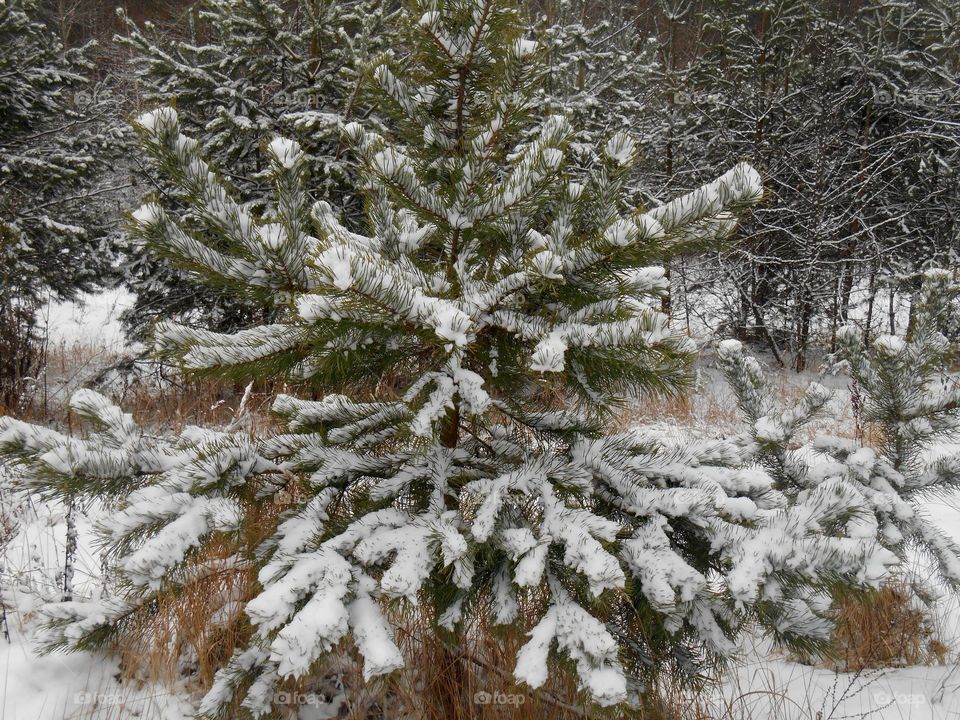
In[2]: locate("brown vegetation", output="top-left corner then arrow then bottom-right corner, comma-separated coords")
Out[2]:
827,581 -> 948,673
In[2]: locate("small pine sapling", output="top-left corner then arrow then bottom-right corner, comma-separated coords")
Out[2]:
0,0 -> 914,714
717,269 -> 960,651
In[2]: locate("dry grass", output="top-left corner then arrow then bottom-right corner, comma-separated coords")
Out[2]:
612,372 -> 814,438
5,368 -> 281,436
389,604 -> 588,720
123,377 -> 282,433
374,600 -> 717,720
612,389 -> 738,434
110,490 -> 292,713
116,538 -> 258,690
107,555 -> 720,720
0,335 -> 285,433
826,581 -> 948,672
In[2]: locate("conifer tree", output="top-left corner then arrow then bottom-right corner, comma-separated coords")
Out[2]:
534,0 -> 654,152
0,0 -> 121,406
717,268 -> 960,596
117,0 -> 399,336
0,0 -> 912,714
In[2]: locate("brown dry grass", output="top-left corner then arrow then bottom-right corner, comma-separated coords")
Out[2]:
122,377 -> 282,433
611,375 -> 808,437
0,335 -> 285,432
108,550 -> 719,720
113,484 -> 293,695
389,602 -> 589,720
5,370 -> 282,436
116,537 -> 257,690
827,581 -> 948,672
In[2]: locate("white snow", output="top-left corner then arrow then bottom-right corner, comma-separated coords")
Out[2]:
259,222 -> 285,250
0,467 -> 195,719
429,303 -> 472,347
37,287 -> 134,353
267,136 -> 303,170
513,38 -> 538,58
875,334 -> 908,354
349,594 -> 405,679
604,132 -> 636,165
603,217 -> 636,247
316,244 -> 355,291
529,329 -> 568,372
131,201 -> 162,225
134,106 -> 177,134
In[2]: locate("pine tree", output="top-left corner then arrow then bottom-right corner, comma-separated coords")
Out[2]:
533,0 -> 654,152
117,0 -> 400,337
0,0 -> 122,407
717,268 -> 960,598
0,0 -> 913,714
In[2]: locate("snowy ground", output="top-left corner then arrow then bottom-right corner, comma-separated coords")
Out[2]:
37,288 -> 134,352
1,292 -> 959,719
26,289 -> 139,417
0,469 -> 195,720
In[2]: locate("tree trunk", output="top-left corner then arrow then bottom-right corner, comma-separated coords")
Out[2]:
62,499 -> 78,602
434,407 -> 467,717
863,266 -> 876,345
839,259 -> 855,324
888,288 -> 896,335
795,287 -> 814,372
828,271 -> 841,354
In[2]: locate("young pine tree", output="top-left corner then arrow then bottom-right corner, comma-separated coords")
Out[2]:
117,0 -> 399,337
717,269 -> 960,599
0,0 -> 121,408
0,0 -> 907,714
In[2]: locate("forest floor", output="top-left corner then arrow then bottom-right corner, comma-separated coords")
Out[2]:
1,290 -> 959,720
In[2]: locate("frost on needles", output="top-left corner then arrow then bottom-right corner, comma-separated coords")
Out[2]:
4,0 -> 956,715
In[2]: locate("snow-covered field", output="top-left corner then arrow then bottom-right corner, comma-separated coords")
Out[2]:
1,293 -> 959,720
37,288 -> 134,352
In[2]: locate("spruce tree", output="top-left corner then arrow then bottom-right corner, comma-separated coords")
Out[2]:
0,0 -> 914,714
0,0 -> 121,407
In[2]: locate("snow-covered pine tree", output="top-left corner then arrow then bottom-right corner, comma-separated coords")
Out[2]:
0,0 -> 121,407
117,0 -> 399,337
716,268 -> 960,597
1,0 -> 907,713
534,0 -> 654,153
